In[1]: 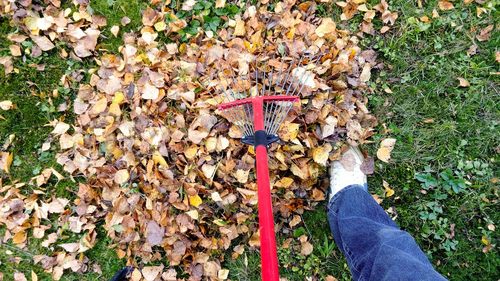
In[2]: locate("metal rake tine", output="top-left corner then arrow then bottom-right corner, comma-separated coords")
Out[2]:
219,69 -> 243,133
264,54 -> 276,132
265,54 -> 299,134
261,57 -> 267,96
264,53 -> 285,132
228,69 -> 253,136
269,52 -> 324,134
267,53 -> 304,135
244,103 -> 254,134
270,102 -> 293,135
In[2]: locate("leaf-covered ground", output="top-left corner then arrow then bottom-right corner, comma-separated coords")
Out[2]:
0,0 -> 498,280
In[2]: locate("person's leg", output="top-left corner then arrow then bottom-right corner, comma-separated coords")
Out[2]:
327,147 -> 446,281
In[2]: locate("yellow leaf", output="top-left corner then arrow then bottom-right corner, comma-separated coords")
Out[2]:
114,169 -> 129,184
312,143 -> 332,166
291,163 -> 307,179
89,97 -> 108,115
0,152 -> 13,173
154,21 -> 167,32
108,102 -> 121,116
112,91 -> 125,104
383,180 -> 395,197
376,138 -> 396,163
315,18 -> 336,38
31,271 -> 38,281
234,19 -> 245,36
12,230 -> 26,244
275,177 -> 294,188
481,236 -> 490,245
184,146 -> 198,160
152,151 -> 168,167
189,194 -> 202,207
280,123 -> 300,141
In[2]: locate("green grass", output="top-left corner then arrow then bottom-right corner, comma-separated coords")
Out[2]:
1,0 -> 498,280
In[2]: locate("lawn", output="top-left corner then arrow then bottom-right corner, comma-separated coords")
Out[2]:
0,0 -> 498,280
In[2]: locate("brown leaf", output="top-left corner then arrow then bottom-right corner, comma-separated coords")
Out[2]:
457,77 -> 470,87
12,230 -> 27,244
142,265 -> 164,281
31,36 -> 55,51
476,25 -> 494,42
438,1 -> 454,10
300,241 -> 314,255
9,45 -> 21,56
146,221 -> 164,246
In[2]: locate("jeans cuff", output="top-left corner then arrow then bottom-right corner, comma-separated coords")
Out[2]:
327,184 -> 367,211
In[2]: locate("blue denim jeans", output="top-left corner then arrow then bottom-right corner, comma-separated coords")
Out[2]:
327,185 -> 447,281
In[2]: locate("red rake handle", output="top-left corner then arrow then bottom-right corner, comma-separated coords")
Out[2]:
252,97 -> 280,281
256,145 -> 279,281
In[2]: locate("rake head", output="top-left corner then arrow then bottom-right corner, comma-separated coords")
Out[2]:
217,51 -> 323,146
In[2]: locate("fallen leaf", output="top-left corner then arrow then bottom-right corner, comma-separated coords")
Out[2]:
312,143 -> 332,166
114,169 -> 129,184
315,18 -> 336,38
218,269 -> 229,280
476,25 -> 494,42
51,121 -> 70,135
383,180 -> 395,197
300,241 -> 313,255
201,164 -> 216,179
146,221 -> 164,246
189,194 -> 203,207
457,77 -> 470,87
14,272 -> 27,281
59,242 -> 79,252
182,0 -> 196,11
31,35 -> 55,51
0,152 -> 13,173
235,169 -> 250,183
0,100 -> 13,110
142,266 -> 163,281
360,63 -> 371,82
12,230 -> 27,244
142,83 -> 159,100
110,25 -> 120,37
9,45 -> 21,56
438,1 -> 454,11
376,138 -> 396,163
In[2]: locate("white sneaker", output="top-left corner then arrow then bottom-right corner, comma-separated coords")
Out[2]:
329,146 -> 367,201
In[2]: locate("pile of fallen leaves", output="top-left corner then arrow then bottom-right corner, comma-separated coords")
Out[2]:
0,0 -> 399,280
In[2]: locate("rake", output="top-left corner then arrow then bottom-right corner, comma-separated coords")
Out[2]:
216,51 -> 323,281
